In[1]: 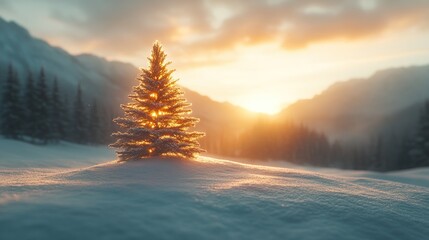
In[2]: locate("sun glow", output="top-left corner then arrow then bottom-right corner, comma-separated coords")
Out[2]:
176,30 -> 429,115
237,94 -> 283,115
243,103 -> 281,115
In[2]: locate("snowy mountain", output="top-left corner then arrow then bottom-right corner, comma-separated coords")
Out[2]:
0,18 -> 137,105
0,138 -> 428,240
282,65 -> 429,142
0,17 -> 258,150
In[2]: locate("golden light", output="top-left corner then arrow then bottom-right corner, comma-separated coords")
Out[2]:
150,93 -> 157,99
151,111 -> 158,118
145,121 -> 156,129
176,35 -> 429,115
238,95 -> 282,115
171,26 -> 193,41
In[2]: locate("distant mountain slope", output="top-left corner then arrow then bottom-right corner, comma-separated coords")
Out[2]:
0,17 -> 259,152
282,65 -> 429,142
0,18 -> 137,105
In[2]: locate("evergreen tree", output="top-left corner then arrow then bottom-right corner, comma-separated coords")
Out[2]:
398,137 -> 411,169
88,99 -> 101,144
50,77 -> 65,142
62,93 -> 72,141
105,108 -> 117,144
111,42 -> 205,161
24,71 -> 37,141
407,101 -> 429,167
73,84 -> 87,143
1,65 -> 23,139
34,68 -> 51,144
372,136 -> 384,170
98,105 -> 114,144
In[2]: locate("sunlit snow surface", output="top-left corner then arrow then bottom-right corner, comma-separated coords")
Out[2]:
1,146 -> 429,239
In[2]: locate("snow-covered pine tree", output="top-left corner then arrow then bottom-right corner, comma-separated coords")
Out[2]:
110,42 -> 205,161
1,65 -> 23,139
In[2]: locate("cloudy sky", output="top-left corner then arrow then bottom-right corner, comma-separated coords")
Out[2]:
1,0 -> 429,113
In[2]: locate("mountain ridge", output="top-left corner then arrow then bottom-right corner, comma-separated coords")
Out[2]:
282,64 -> 429,142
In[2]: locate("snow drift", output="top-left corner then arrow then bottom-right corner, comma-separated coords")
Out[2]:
1,153 -> 428,240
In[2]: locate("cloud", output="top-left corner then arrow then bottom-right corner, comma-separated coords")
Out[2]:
3,0 -> 429,67
50,0 -> 213,55
197,0 -> 429,51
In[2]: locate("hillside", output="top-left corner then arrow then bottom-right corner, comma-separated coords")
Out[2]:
282,65 -> 429,142
0,139 -> 428,239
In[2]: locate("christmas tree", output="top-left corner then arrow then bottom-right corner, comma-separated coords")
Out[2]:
110,42 -> 205,161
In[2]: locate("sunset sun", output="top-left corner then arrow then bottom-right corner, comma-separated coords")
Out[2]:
239,95 -> 282,115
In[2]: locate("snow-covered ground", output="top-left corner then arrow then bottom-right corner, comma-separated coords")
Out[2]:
0,138 -> 114,168
0,139 -> 428,240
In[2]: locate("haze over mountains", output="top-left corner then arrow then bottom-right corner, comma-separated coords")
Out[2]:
2,16 -> 429,158
283,65 -> 429,143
